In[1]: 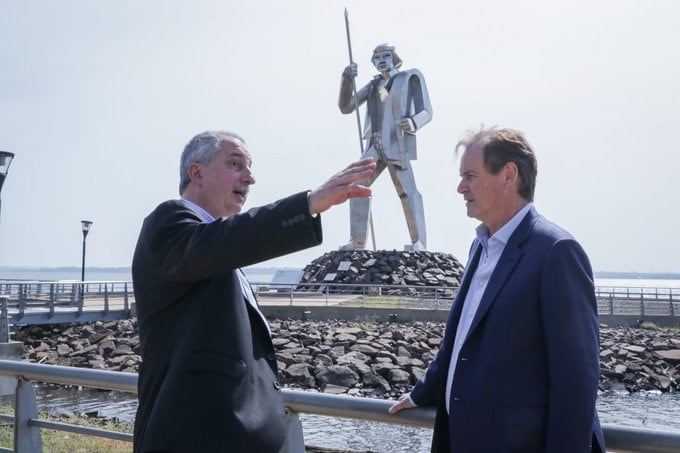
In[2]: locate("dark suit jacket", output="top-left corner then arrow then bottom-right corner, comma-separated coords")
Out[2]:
410,207 -> 605,452
132,192 -> 321,452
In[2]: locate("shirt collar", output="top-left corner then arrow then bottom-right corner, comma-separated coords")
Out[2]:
181,198 -> 215,223
476,202 -> 533,247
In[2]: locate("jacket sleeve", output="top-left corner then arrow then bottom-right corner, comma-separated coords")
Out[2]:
137,191 -> 322,283
539,239 -> 600,452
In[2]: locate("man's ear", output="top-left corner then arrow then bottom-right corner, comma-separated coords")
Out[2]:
504,162 -> 518,184
188,162 -> 201,183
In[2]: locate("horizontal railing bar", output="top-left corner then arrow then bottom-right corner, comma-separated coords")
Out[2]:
0,360 -> 137,393
282,389 -> 435,428
28,418 -> 133,442
603,425 -> 680,453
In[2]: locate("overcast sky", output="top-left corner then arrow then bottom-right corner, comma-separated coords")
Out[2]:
1,0 -> 678,273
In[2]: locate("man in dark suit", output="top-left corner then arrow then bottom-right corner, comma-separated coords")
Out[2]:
389,127 -> 605,452
132,130 -> 375,452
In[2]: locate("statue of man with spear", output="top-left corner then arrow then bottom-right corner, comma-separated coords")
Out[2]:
339,13 -> 433,252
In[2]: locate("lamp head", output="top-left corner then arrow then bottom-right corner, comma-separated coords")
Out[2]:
0,151 -> 15,194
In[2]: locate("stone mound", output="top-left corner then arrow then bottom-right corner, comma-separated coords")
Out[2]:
297,250 -> 464,295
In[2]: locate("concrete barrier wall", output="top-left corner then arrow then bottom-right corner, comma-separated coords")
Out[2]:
262,305 -> 680,328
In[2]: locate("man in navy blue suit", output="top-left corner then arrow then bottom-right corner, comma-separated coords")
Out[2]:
389,127 -> 605,452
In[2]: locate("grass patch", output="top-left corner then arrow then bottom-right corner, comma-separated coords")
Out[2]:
0,404 -> 132,452
639,321 -> 658,331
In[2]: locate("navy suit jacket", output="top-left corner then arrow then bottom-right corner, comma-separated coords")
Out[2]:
132,192 -> 322,452
410,207 -> 605,452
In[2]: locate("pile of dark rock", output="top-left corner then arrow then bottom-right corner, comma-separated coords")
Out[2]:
15,320 -> 140,373
13,319 -> 680,396
297,250 -> 464,296
270,319 -> 441,398
599,324 -> 680,393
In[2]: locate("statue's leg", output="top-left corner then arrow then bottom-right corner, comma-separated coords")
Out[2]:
387,161 -> 426,250
341,147 -> 384,250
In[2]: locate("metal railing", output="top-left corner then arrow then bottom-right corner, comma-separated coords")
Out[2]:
0,281 -> 132,324
1,280 -> 680,323
595,286 -> 680,317
0,360 -> 679,452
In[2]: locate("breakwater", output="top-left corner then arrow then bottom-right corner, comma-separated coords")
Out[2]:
13,319 -> 679,395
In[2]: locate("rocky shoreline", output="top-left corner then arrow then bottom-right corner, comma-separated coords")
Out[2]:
13,319 -> 679,395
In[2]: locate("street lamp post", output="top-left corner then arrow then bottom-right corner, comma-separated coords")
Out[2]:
81,220 -> 93,282
0,151 -> 15,231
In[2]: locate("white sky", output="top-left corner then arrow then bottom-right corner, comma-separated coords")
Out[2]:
1,0 -> 678,273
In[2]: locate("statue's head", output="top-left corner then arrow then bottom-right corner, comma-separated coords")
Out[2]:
371,43 -> 402,72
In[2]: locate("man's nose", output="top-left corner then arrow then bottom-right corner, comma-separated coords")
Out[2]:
243,169 -> 255,185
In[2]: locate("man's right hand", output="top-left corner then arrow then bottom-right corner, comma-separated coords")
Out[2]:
343,63 -> 358,79
388,392 -> 417,415
307,157 -> 375,215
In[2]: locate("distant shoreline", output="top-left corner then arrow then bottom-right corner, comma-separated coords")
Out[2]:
1,265 -> 679,280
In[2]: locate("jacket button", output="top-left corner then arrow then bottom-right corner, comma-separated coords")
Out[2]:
273,381 -> 281,391
267,353 -> 276,361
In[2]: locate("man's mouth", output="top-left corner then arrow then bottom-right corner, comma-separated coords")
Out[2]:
234,189 -> 247,201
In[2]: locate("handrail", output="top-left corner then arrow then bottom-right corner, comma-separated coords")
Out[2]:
2,279 -> 679,301
0,360 -> 679,452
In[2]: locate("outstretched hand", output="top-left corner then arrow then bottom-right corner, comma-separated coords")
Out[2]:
308,158 -> 376,215
388,393 -> 417,415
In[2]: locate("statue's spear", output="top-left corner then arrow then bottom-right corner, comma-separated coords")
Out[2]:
344,7 -> 364,154
343,8 -> 376,250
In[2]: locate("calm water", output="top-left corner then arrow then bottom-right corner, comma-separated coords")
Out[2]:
2,387 -> 674,453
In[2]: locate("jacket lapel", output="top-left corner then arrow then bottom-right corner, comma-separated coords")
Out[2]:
464,208 -> 539,339
446,242 -> 483,334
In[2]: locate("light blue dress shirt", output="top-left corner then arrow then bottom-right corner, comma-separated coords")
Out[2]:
444,203 -> 533,413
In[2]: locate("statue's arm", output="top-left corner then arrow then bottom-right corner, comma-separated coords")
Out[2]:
338,65 -> 369,114
403,71 -> 433,132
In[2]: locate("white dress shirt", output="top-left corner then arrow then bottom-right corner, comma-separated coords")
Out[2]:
444,203 -> 532,413
181,198 -> 271,337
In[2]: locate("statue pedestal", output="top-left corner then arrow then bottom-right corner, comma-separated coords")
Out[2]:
297,249 -> 463,295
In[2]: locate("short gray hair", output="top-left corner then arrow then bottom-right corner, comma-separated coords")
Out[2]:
178,130 -> 247,194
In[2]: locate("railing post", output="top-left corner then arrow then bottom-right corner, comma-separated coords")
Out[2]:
124,282 -> 130,313
279,408 -> 305,453
670,290 -> 675,317
640,292 -> 645,317
104,284 -> 110,315
14,378 -> 43,453
0,297 -> 9,343
49,283 -> 56,318
18,283 -> 26,319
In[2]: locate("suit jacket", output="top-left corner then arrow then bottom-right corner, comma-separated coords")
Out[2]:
410,207 -> 605,452
132,192 -> 322,452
